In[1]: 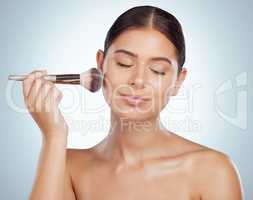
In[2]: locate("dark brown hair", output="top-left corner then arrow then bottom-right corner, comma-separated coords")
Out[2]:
103,5 -> 186,73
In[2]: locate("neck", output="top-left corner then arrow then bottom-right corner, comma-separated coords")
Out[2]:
95,111 -> 168,166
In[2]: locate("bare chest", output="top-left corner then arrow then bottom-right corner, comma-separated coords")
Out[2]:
72,164 -> 199,200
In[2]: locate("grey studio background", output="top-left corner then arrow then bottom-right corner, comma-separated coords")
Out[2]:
0,0 -> 252,199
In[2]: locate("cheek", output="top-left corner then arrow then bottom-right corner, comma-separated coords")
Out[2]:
102,72 -> 114,106
102,67 -> 128,106
103,60 -> 133,91
152,78 -> 175,110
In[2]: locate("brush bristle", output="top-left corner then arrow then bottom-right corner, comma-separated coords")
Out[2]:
89,68 -> 103,92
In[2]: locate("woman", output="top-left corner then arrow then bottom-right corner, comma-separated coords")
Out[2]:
25,5 -> 243,200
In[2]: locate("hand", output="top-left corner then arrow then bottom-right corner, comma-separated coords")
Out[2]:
22,70 -> 68,141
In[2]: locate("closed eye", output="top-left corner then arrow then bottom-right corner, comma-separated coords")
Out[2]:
150,69 -> 166,75
117,62 -> 132,67
117,62 -> 166,75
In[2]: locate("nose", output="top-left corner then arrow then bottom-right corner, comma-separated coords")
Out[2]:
129,65 -> 146,89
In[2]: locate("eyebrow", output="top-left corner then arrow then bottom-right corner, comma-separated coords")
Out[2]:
114,49 -> 172,65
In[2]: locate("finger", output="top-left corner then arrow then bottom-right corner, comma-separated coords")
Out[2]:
28,78 -> 47,112
23,71 -> 46,113
35,80 -> 54,111
55,91 -> 63,105
26,70 -> 47,100
26,70 -> 46,108
44,86 -> 62,113
51,88 -> 63,124
23,70 -> 46,100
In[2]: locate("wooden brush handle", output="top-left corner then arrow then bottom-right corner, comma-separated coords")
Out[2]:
8,74 -> 80,84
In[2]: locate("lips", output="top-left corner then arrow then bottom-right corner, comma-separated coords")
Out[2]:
118,93 -> 151,107
120,96 -> 145,106
119,93 -> 150,101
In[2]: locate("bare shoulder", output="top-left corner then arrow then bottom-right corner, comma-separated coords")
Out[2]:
66,148 -> 96,170
169,133 -> 242,184
185,145 -> 244,199
66,148 -> 93,159
191,146 -> 235,166
162,132 -> 243,199
189,146 -> 240,177
162,132 -> 213,157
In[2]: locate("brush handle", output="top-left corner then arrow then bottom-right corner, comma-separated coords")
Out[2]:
8,74 -> 80,84
54,74 -> 80,84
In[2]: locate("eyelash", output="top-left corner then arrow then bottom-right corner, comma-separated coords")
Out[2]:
117,62 -> 166,76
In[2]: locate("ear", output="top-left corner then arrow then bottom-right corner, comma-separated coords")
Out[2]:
96,49 -> 105,73
170,67 -> 187,96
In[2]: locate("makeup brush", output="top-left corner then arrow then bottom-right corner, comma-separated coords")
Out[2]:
8,67 -> 103,93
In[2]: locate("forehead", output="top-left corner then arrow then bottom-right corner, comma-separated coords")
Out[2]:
107,27 -> 178,59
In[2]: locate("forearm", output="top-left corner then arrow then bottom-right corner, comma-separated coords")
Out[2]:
29,136 -> 67,200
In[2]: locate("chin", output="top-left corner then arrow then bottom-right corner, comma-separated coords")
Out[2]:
111,105 -> 156,122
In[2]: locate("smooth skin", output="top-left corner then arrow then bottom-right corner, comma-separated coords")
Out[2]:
27,27 -> 243,200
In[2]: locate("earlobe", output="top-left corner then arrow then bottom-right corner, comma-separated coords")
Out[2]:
177,67 -> 187,85
170,68 -> 187,96
180,67 -> 187,80
96,49 -> 104,73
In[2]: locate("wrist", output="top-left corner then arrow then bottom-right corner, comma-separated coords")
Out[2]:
42,132 -> 68,146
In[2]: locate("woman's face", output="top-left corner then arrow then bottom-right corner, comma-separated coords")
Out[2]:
96,27 -> 187,121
